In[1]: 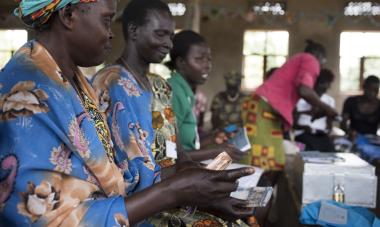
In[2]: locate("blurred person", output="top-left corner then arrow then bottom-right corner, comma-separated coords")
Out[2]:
293,68 -> 336,152
166,30 -> 245,162
241,39 -> 337,171
0,0 -> 255,226
211,71 -> 246,132
263,67 -> 278,81
341,75 -> 380,139
92,0 -> 254,225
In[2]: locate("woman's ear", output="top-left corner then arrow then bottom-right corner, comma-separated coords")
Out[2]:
175,57 -> 186,71
128,23 -> 138,41
58,4 -> 75,30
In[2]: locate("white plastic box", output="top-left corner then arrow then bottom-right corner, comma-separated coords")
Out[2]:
293,152 -> 377,208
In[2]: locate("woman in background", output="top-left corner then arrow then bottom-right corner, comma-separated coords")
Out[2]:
91,0 -> 254,225
211,71 -> 246,132
241,40 -> 337,171
341,75 -> 380,139
166,30 -> 245,161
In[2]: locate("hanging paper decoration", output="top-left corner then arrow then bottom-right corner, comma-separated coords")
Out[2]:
251,1 -> 286,15
344,2 -> 380,16
193,0 -> 380,28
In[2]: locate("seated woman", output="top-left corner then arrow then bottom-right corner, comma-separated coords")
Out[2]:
0,0 -> 254,226
91,0 -> 254,225
341,75 -> 380,139
293,68 -> 336,152
341,75 -> 380,162
210,71 -> 247,132
166,30 -> 245,161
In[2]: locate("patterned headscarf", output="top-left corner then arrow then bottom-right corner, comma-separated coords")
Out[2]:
14,0 -> 96,28
224,71 -> 243,87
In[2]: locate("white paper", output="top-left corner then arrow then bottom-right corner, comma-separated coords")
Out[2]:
228,127 -> 251,152
165,140 -> 177,159
317,202 -> 347,225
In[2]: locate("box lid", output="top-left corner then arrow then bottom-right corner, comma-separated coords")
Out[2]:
301,152 -> 375,175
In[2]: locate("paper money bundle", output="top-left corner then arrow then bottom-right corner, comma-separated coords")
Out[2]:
206,151 -> 232,170
232,186 -> 273,207
204,152 -> 272,207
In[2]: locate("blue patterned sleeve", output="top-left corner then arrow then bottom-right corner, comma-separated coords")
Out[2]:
0,67 -> 130,226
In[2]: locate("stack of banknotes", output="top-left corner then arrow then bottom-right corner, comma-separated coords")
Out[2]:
205,152 -> 273,207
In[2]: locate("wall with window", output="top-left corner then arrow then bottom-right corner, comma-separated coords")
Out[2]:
0,30 -> 28,68
2,0 -> 380,114
340,32 -> 380,92
197,0 -> 380,115
242,30 -> 289,91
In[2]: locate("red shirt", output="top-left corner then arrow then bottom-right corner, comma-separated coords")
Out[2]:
256,53 -> 320,128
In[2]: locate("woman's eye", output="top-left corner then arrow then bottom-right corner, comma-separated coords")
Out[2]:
156,32 -> 165,37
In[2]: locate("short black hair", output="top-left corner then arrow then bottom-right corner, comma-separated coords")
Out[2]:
316,68 -> 335,84
364,75 -> 380,87
122,0 -> 171,38
304,39 -> 326,59
166,30 -> 207,70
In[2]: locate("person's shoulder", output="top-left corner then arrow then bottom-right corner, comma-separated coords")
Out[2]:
343,96 -> 359,108
94,64 -> 123,80
148,73 -> 169,85
92,64 -> 123,90
148,72 -> 172,92
298,52 -> 316,59
167,75 -> 182,91
346,95 -> 360,102
291,53 -> 318,64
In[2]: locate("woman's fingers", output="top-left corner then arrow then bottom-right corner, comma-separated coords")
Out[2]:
213,167 -> 255,182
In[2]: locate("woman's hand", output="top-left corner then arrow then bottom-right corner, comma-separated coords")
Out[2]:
214,131 -> 228,144
167,167 -> 255,207
202,197 -> 255,221
176,160 -> 202,172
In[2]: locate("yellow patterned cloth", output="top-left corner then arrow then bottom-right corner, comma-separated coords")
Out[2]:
241,94 -> 285,170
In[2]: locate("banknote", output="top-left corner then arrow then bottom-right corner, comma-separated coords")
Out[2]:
245,187 -> 273,207
233,186 -> 273,207
206,151 -> 232,170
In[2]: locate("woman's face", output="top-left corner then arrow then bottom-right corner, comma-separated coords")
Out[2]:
135,10 -> 175,64
364,82 -> 380,100
69,0 -> 116,67
314,80 -> 331,96
181,43 -> 212,86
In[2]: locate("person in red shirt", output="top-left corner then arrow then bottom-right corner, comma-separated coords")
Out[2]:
241,40 -> 337,171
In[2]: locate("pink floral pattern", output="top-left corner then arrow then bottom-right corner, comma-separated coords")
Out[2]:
68,118 -> 90,159
49,144 -> 72,174
118,77 -> 141,97
0,154 -> 18,211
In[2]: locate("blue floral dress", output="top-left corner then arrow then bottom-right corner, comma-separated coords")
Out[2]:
0,41 -> 158,227
93,66 -> 249,227
92,65 -> 160,194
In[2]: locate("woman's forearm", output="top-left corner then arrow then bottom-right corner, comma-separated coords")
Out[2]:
124,180 -> 177,225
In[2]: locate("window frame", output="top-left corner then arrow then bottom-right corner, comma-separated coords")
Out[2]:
242,29 -> 289,91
